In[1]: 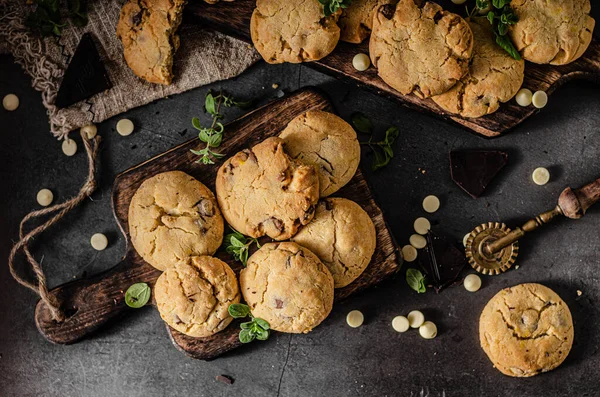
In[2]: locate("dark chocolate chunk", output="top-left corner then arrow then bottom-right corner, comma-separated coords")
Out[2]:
55,33 -> 112,109
420,231 -> 467,293
449,150 -> 508,199
216,375 -> 234,385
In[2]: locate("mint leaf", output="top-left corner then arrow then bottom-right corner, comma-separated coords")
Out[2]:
228,303 -> 251,318
406,269 -> 427,294
125,283 -> 151,308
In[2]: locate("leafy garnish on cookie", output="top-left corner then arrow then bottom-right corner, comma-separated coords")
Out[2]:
228,303 -> 270,343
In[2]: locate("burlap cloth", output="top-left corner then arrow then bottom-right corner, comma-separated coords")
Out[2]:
0,0 -> 259,140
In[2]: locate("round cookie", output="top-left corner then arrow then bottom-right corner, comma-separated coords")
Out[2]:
339,0 -> 397,44
154,256 -> 240,337
432,19 -> 525,118
240,242 -> 334,333
250,0 -> 342,64
291,198 -> 376,288
279,110 -> 360,197
216,137 -> 320,240
128,171 -> 224,271
479,283 -> 574,377
369,0 -> 473,98
509,0 -> 595,65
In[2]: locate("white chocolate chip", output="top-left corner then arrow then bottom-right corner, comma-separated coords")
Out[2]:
81,124 -> 98,139
422,195 -> 440,213
346,310 -> 364,328
532,91 -> 548,109
36,189 -> 54,207
413,217 -> 431,235
3,94 -> 19,111
463,233 -> 470,247
532,167 -> 550,185
409,234 -> 427,249
464,274 -> 482,292
90,233 -> 108,251
515,88 -> 533,107
62,139 -> 78,157
392,316 -> 410,333
419,321 -> 437,339
116,118 -> 135,136
451,0 -> 467,3
407,310 -> 425,328
352,53 -> 370,72
402,245 -> 418,262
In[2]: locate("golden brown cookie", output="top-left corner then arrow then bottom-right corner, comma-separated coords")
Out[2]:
116,0 -> 187,85
432,19 -> 525,118
154,256 -> 240,337
339,0 -> 397,44
240,242 -> 334,333
250,0 -> 341,64
510,0 -> 595,65
216,137 -> 320,240
291,198 -> 376,288
279,110 -> 360,197
369,0 -> 473,98
128,171 -> 224,271
479,283 -> 574,377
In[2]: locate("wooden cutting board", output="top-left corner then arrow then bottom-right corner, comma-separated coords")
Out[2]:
185,0 -> 600,138
34,88 -> 401,360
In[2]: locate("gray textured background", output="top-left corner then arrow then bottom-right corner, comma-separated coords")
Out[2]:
1,18 -> 600,396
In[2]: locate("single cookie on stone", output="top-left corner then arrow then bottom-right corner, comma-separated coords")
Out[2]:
279,110 -> 360,197
291,198 -> 375,288
240,242 -> 334,333
116,0 -> 187,85
216,137 -> 320,240
250,0 -> 342,64
154,256 -> 240,337
128,171 -> 224,271
509,0 -> 595,65
479,283 -> 574,377
369,0 -> 473,98
432,19 -> 525,118
339,0 -> 397,44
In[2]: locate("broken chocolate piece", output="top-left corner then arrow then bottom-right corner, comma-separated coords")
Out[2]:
449,150 -> 508,199
420,230 -> 467,293
216,375 -> 234,385
55,33 -> 112,109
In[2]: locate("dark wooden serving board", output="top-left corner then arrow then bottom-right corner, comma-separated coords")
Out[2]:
34,88 -> 401,360
185,0 -> 600,138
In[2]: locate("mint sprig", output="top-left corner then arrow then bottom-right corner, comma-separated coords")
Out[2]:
469,0 -> 521,60
360,126 -> 399,171
318,0 -> 353,17
224,229 -> 261,266
228,303 -> 270,343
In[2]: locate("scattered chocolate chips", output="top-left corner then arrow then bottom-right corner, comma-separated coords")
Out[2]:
449,150 -> 508,199
216,375 -> 234,385
420,231 -> 467,293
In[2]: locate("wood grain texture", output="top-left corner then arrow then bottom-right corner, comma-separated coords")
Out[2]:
35,88 -> 400,360
185,0 -> 600,137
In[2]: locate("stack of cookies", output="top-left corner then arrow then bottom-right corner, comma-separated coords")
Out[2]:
127,110 -> 377,337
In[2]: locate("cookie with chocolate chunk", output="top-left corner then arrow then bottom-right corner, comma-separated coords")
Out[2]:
216,137 -> 320,240
240,242 -> 334,333
128,171 -> 224,271
339,0 -> 397,44
155,256 -> 240,337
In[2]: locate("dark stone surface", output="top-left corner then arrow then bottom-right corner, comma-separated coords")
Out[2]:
1,40 -> 599,396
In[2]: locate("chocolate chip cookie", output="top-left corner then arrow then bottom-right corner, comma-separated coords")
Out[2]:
240,242 -> 334,333
291,198 -> 376,288
339,0 -> 397,44
250,0 -> 342,64
216,137 -> 320,240
369,0 -> 473,98
510,0 -> 595,65
116,0 -> 187,85
480,283 -> 574,377
154,256 -> 240,337
432,19 -> 524,118
128,171 -> 224,271
279,110 -> 360,197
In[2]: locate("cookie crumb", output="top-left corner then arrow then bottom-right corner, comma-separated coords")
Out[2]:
272,83 -> 279,89
216,375 -> 234,385
577,290 -> 582,296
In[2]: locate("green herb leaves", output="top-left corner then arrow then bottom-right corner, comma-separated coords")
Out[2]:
26,0 -> 88,37
191,90 -> 253,165
358,118 -> 399,171
318,0 -> 353,17
471,0 -> 521,60
224,229 -> 261,266
125,282 -> 151,308
228,303 -> 270,343
406,269 -> 427,294
351,112 -> 373,134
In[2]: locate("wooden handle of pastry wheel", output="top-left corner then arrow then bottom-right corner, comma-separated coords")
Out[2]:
558,177 -> 600,219
34,253 -> 162,344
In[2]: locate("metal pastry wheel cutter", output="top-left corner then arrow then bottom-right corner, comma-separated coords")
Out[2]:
465,177 -> 600,275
